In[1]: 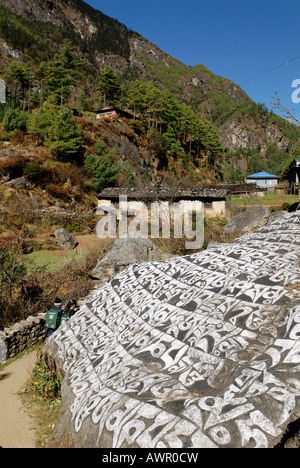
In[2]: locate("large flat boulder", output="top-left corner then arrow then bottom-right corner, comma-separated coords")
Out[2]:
224,205 -> 270,235
46,212 -> 300,448
90,236 -> 167,284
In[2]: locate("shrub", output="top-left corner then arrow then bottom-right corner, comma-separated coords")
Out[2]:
3,108 -> 29,132
47,183 -> 71,201
0,155 -> 27,178
31,351 -> 61,400
24,163 -> 49,182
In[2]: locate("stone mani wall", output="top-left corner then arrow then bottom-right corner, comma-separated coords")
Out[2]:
0,313 -> 47,363
46,212 -> 300,448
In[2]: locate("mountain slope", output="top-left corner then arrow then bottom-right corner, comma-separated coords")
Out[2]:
0,0 -> 247,100
0,0 -> 299,176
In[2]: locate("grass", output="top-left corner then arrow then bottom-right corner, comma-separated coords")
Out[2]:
231,194 -> 300,211
26,250 -> 87,272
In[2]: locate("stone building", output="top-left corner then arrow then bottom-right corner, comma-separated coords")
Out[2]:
97,187 -> 231,220
94,106 -> 134,120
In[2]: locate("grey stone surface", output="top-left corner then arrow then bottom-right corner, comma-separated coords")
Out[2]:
90,236 -> 169,283
46,212 -> 300,448
0,314 -> 46,363
0,340 -> 6,364
54,228 -> 78,251
5,176 -> 31,190
224,205 -> 270,234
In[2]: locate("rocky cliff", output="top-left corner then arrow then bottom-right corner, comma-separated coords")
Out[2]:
218,115 -> 290,152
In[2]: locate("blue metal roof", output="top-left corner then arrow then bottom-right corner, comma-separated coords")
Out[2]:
246,172 -> 280,179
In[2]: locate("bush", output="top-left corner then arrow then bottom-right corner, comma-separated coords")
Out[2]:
0,247 -> 28,329
24,163 -> 49,182
47,183 -> 71,201
3,108 -> 29,132
31,351 -> 61,400
0,155 -> 27,178
0,240 -> 101,330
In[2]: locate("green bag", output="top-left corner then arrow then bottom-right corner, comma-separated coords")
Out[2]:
45,308 -> 60,330
60,311 -> 70,326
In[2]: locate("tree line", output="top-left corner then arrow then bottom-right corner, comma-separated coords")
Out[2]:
98,66 -> 224,171
1,38 -> 298,188
0,40 -> 225,187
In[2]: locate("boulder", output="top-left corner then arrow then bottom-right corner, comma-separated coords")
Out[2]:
224,205 -> 270,234
46,212 -> 300,448
54,228 -> 78,251
90,235 -> 170,284
267,210 -> 286,224
5,176 -> 31,190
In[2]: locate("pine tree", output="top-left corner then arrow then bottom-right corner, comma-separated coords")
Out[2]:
45,106 -> 84,159
98,67 -> 121,107
4,61 -> 31,108
281,145 -> 300,180
35,62 -> 50,107
27,106 -> 52,145
46,40 -> 83,105
84,140 -> 120,192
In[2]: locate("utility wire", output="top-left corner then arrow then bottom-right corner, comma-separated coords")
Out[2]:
239,55 -> 300,86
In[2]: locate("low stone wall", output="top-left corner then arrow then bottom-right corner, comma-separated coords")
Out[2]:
0,313 -> 47,363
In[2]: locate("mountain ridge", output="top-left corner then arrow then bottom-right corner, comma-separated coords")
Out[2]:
0,0 -> 255,104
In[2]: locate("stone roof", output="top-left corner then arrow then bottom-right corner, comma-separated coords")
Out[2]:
98,187 -> 230,201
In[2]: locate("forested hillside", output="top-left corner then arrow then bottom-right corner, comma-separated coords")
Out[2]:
0,0 -> 299,190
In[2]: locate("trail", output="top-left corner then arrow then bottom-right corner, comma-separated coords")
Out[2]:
0,352 -> 37,448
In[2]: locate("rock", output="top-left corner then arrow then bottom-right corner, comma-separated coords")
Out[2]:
90,235 -> 169,283
267,211 -> 286,224
224,205 -> 270,234
5,177 -> 31,190
0,339 -> 6,363
45,212 -> 300,448
218,116 -> 290,153
29,192 -> 39,210
54,229 -> 78,251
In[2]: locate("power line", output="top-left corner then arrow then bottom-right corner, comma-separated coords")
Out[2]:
239,55 -> 300,86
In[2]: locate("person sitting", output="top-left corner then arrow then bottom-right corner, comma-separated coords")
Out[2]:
68,300 -> 78,318
60,299 -> 78,326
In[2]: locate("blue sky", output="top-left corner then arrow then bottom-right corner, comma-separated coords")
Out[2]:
86,0 -> 300,121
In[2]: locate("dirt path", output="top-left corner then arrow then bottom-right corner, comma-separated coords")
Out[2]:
0,352 -> 37,448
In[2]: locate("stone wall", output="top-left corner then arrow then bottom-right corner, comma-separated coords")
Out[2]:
0,313 -> 47,363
